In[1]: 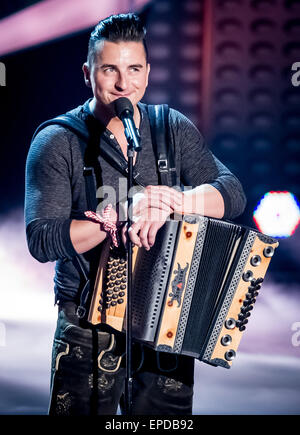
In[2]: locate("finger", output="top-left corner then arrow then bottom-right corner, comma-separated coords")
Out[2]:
145,185 -> 183,210
148,223 -> 159,247
138,222 -> 151,250
128,221 -> 143,248
148,206 -> 174,224
121,224 -> 127,247
133,197 -> 171,215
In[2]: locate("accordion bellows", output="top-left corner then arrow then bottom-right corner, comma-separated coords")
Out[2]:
88,215 -> 279,369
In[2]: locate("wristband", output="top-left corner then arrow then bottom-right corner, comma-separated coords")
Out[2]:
84,204 -> 120,247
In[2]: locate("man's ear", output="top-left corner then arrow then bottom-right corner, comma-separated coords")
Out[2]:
146,63 -> 150,87
82,62 -> 91,88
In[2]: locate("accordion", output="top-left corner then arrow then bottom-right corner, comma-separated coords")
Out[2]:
88,215 -> 278,368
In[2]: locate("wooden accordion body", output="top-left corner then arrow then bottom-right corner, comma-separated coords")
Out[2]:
88,215 -> 278,368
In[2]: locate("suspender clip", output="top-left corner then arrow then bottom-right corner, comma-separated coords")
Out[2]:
158,159 -> 168,172
76,305 -> 86,319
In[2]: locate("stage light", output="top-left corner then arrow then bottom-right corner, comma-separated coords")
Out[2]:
253,191 -> 300,238
0,0 -> 152,57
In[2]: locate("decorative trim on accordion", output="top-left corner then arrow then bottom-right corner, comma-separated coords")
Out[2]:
173,216 -> 208,354
201,230 -> 257,364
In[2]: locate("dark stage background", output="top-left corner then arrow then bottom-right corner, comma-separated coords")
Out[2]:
0,0 -> 300,415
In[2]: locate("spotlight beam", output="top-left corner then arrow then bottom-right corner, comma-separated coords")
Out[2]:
0,0 -> 151,57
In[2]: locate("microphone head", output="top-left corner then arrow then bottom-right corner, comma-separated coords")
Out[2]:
114,97 -> 134,119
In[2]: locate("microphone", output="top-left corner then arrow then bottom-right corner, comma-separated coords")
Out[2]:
114,97 -> 141,151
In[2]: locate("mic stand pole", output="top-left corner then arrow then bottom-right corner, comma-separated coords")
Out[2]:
125,144 -> 134,416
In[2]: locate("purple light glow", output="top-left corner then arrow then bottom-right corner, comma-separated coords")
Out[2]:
0,0 -> 152,57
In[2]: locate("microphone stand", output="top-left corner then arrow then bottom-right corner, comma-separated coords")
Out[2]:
124,134 -> 140,416
125,144 -> 134,415
114,97 -> 141,415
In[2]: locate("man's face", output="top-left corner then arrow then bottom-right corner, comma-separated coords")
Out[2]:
83,40 -> 150,112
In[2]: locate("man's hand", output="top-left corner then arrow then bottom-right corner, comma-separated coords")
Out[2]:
122,185 -> 183,250
131,185 -> 183,216
120,183 -> 225,250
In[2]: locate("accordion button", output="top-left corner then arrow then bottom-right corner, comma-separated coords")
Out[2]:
119,291 -> 125,297
250,255 -> 261,267
118,299 -> 124,304
221,335 -> 232,346
242,270 -> 253,282
263,246 -> 274,258
225,318 -> 236,329
239,325 -> 246,332
120,284 -> 126,290
111,301 -> 117,306
225,350 -> 236,361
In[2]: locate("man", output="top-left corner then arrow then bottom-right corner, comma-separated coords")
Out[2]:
25,13 -> 246,415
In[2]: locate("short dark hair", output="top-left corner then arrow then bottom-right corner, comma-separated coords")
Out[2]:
87,13 -> 148,65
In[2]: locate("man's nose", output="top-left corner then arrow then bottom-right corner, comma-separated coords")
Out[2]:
115,72 -> 128,90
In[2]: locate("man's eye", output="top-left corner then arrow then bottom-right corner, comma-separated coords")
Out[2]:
104,67 -> 115,73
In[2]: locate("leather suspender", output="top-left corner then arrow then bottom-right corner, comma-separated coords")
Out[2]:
147,104 -> 178,187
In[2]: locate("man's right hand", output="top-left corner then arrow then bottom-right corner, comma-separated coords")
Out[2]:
121,185 -> 183,250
